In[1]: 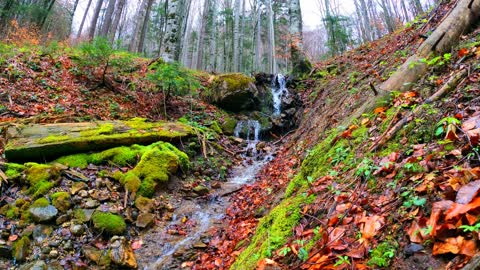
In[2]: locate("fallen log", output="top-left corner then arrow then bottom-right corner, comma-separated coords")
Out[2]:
379,0 -> 480,93
4,120 -> 194,162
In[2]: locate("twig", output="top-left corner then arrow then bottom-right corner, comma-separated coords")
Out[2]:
369,82 -> 378,96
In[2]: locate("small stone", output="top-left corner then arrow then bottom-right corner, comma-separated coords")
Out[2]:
256,141 -> 266,150
211,182 -> 222,189
48,240 -> 61,247
55,214 -> 69,225
70,224 -> 85,236
82,246 -> 111,267
134,196 -> 154,213
62,240 -> 74,251
78,190 -> 88,198
404,243 -> 424,256
233,137 -> 244,144
110,237 -> 137,269
49,249 -> 59,259
193,185 -> 209,196
84,199 -> 100,209
33,225 -> 52,244
135,213 -> 154,229
30,205 -> 58,223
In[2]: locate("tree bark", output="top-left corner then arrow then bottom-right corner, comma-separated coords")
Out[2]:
207,0 -> 218,72
267,0 -> 276,74
137,0 -> 155,53
289,0 -> 310,77
109,0 -> 126,43
39,0 -> 56,30
232,0 -> 242,72
88,0 -> 104,39
196,0 -> 209,69
77,0 -> 93,38
100,0 -> 116,37
380,0 -> 480,93
161,0 -> 181,62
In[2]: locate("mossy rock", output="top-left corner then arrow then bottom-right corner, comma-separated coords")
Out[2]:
207,73 -> 259,112
220,116 -> 237,135
24,163 -> 59,198
50,192 -> 71,212
5,120 -> 194,162
91,212 -> 127,235
12,236 -> 30,262
3,163 -> 26,179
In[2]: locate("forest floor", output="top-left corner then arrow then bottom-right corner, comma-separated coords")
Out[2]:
1,1 -> 480,269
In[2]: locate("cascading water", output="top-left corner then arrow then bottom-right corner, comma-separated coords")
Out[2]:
234,120 -> 261,158
272,74 -> 288,115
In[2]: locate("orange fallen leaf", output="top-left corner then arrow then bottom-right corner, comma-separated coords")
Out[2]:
456,180 -> 480,204
433,236 -> 478,256
446,197 -> 480,220
459,48 -> 469,57
8,235 -> 18,242
374,107 -> 387,114
131,239 -> 143,250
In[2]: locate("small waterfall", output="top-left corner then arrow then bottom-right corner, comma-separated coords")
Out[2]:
272,74 -> 288,115
234,120 -> 261,158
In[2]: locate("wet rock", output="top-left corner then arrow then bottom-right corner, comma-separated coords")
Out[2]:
90,190 -> 110,202
135,213 -> 154,229
211,181 -> 222,189
49,249 -> 59,259
70,224 -> 85,236
62,240 -> 73,251
78,190 -> 88,198
71,182 -> 88,195
32,225 -> 52,243
209,73 -> 259,112
51,192 -> 71,212
109,237 -> 137,269
76,209 -> 95,222
134,196 -> 154,213
0,244 -> 12,258
404,243 -> 424,256
232,137 -> 244,144
84,198 -> 100,209
256,141 -> 266,150
18,260 -> 47,270
193,185 -> 209,196
55,214 -> 69,225
30,205 -> 58,223
82,246 -> 111,267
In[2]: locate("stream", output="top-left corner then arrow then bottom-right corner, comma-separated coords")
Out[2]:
137,74 -> 288,269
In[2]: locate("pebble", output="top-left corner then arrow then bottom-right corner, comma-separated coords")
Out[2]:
84,198 -> 100,208
29,205 -> 58,223
78,190 -> 88,198
49,249 -> 59,259
70,224 -> 84,236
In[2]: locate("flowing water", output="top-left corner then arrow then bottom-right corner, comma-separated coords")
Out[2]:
140,75 -> 290,269
140,120 -> 272,269
272,74 -> 288,116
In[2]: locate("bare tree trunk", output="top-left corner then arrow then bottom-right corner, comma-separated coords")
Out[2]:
109,0 -> 126,43
176,0 -> 190,61
77,0 -> 93,38
289,0 -> 310,77
254,3 -> 262,72
161,0 -> 181,62
39,0 -> 56,30
267,0 -> 276,74
88,0 -> 104,39
129,0 -> 147,51
100,0 -> 116,37
232,0 -> 242,72
400,0 -> 410,22
137,0 -> 155,53
207,0 -> 218,72
238,0 -> 246,72
196,0 -> 209,69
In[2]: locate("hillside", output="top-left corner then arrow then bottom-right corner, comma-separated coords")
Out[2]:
0,1 -> 480,270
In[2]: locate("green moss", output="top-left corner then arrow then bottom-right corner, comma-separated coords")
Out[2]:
4,163 -> 26,179
380,107 -> 397,133
221,116 -> 237,135
12,236 -> 30,262
73,208 -> 87,223
132,149 -> 177,183
55,153 -> 90,168
6,206 -> 20,219
80,123 -> 114,137
232,194 -> 315,269
91,212 -> 126,235
137,178 -> 157,198
25,163 -> 57,184
111,171 -> 125,182
51,192 -> 71,212
37,135 -> 71,144
31,197 -> 49,208
122,172 -> 141,193
90,145 -> 140,166
367,242 -> 396,267
29,180 -> 54,198
216,73 -> 254,92
209,121 -> 223,134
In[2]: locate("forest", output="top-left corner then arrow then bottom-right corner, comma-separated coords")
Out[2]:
0,0 -> 480,269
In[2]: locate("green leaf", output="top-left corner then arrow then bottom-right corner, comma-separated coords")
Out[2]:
413,197 -> 426,206
298,247 -> 309,261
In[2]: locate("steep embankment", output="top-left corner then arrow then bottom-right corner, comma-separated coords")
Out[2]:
196,2 -> 480,269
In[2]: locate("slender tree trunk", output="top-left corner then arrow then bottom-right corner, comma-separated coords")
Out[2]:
176,0 -> 190,61
129,0 -> 147,51
137,0 -> 155,53
207,0 -> 218,72
232,0 -> 241,72
88,0 -> 104,39
39,0 -> 56,30
100,0 -> 115,37
196,0 -> 209,69
254,4 -> 262,72
267,0 -> 276,74
109,0 -> 126,43
77,0 -> 93,38
289,0 -> 310,77
161,0 -> 181,62
238,0 -> 246,72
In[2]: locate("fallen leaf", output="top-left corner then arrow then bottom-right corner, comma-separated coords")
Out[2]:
374,107 -> 387,114
428,200 -> 454,237
446,197 -> 480,220
459,48 -> 469,57
131,239 -> 143,250
407,220 -> 423,243
433,236 -> 478,256
8,235 -> 18,242
456,180 -> 480,204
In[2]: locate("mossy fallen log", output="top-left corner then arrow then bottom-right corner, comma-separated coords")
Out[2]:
4,119 -> 193,162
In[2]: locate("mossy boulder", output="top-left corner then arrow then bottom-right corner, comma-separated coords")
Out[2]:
50,192 -> 71,212
91,212 -> 127,235
220,116 -> 237,135
208,73 -> 259,112
3,163 -> 26,179
23,163 -> 60,198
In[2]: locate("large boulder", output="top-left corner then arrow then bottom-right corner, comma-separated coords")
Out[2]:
208,73 -> 259,112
